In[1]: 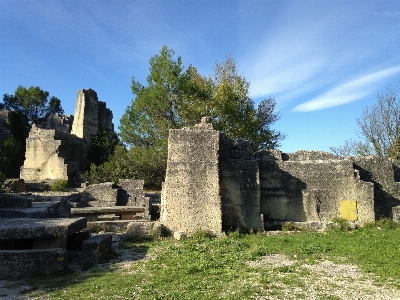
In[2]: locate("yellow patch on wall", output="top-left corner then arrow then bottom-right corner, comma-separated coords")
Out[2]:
340,200 -> 358,221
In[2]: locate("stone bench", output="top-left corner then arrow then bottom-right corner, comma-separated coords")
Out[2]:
82,234 -> 112,265
70,206 -> 145,221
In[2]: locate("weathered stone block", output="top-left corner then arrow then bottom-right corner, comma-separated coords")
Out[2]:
162,120 -> 221,234
82,234 -> 112,265
126,221 -> 154,237
80,182 -> 119,207
393,206 -> 400,222
0,194 -> 32,208
0,249 -> 67,279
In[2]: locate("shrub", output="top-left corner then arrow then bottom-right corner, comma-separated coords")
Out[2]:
282,221 -> 297,231
0,171 -> 7,182
49,180 -> 68,192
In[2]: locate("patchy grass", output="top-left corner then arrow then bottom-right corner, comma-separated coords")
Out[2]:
13,223 -> 400,299
49,179 -> 68,192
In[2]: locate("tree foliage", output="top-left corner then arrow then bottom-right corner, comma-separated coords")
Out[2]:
2,86 -> 64,126
0,111 -> 28,177
209,55 -> 283,151
115,46 -> 284,188
87,130 -> 120,166
330,87 -> 400,159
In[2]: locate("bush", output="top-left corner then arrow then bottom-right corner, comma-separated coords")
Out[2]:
0,171 -> 7,182
281,221 -> 297,231
49,180 -> 68,192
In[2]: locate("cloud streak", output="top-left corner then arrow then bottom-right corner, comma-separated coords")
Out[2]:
292,64 -> 400,112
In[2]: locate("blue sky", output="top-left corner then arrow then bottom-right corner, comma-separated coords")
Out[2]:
1,0 -> 399,153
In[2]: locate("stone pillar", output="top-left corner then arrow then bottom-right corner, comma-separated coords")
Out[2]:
71,89 -> 100,143
162,118 -> 222,234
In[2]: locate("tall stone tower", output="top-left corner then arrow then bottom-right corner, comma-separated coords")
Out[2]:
71,89 -> 113,144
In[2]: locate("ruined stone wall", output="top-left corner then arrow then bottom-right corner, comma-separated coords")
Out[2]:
118,179 -> 151,216
162,120 -> 222,234
71,89 -> 113,144
46,114 -> 74,134
161,121 -> 399,232
352,157 -> 400,219
80,182 -> 119,207
20,125 -> 87,182
71,89 -> 95,142
98,101 -> 114,134
219,136 -> 263,231
257,150 -> 375,224
21,88 -> 114,183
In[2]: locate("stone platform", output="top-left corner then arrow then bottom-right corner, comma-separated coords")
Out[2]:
0,217 -> 87,241
0,217 -> 87,278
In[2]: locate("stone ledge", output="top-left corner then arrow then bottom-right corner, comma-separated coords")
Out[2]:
0,248 -> 67,279
0,217 -> 87,240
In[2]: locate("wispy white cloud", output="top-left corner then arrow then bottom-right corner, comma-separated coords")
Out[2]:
292,65 -> 400,112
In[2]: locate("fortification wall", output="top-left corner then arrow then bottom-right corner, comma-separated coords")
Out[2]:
162,120 -> 221,234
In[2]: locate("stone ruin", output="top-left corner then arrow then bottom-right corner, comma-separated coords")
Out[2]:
0,89 -> 156,278
0,178 -> 152,278
161,118 -> 400,235
20,88 -> 114,184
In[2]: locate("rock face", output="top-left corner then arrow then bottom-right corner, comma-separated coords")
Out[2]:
161,120 -> 400,234
20,88 -> 114,183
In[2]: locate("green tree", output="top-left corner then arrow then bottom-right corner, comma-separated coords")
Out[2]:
87,130 -> 120,166
118,46 -> 283,188
2,86 -> 64,126
209,55 -> 283,152
0,111 -> 28,177
330,87 -> 400,158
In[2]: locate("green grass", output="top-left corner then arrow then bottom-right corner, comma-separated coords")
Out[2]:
49,179 -> 68,192
14,223 -> 400,299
